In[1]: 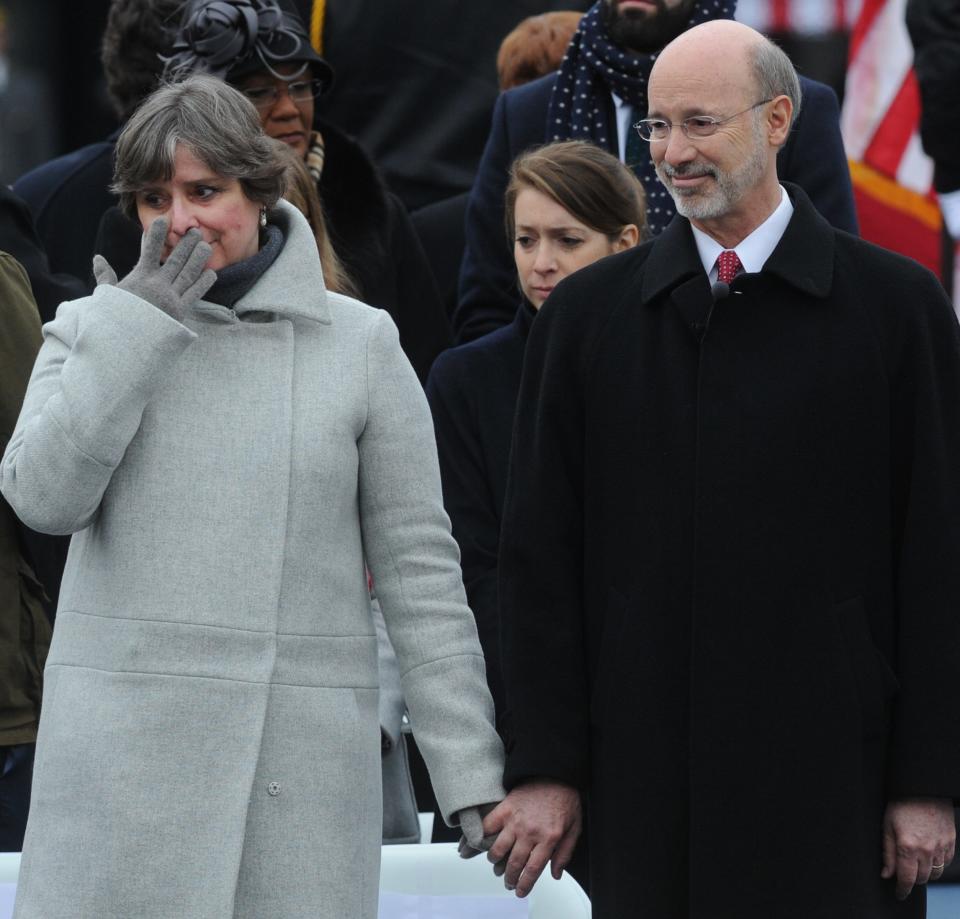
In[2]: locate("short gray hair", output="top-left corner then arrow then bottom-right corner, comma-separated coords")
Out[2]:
112,74 -> 286,220
750,37 -> 802,132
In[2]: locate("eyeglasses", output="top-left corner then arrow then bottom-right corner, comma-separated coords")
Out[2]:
239,78 -> 324,111
633,99 -> 773,142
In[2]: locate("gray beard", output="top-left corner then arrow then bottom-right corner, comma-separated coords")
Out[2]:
656,124 -> 769,221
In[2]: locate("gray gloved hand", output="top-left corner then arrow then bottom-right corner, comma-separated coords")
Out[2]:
92,217 -> 216,323
457,802 -> 500,859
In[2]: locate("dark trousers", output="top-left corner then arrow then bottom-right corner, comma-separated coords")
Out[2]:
0,744 -> 35,852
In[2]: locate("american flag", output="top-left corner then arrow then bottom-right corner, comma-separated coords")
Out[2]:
736,0 -> 863,34
839,0 -> 950,288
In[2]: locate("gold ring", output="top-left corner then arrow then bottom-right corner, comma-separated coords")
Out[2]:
932,863 -> 945,871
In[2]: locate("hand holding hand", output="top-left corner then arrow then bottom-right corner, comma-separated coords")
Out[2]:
93,217 -> 216,322
483,779 -> 582,897
881,797 -> 956,899
457,803 -> 499,859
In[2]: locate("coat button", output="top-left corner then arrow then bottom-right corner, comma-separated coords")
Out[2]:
267,781 -> 281,796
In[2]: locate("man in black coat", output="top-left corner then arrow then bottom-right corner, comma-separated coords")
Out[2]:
455,0 -> 859,343
479,20 -> 960,918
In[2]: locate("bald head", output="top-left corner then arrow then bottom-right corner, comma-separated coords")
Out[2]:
660,18 -> 765,59
645,20 -> 800,241
650,20 -> 801,133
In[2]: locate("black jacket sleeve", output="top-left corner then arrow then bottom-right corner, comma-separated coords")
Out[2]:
906,0 -> 960,193
0,186 -> 88,324
425,350 -> 505,718
780,77 -> 859,235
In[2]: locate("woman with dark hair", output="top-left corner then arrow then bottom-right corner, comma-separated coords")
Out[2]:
2,75 -> 503,919
154,0 -> 449,383
427,140 -> 646,722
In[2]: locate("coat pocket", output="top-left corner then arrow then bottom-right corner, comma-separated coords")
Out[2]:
589,586 -> 630,727
833,595 -> 899,740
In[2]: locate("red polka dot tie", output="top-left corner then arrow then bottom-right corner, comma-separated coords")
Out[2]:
716,250 -> 743,285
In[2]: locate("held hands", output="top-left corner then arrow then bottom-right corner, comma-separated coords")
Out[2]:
92,217 -> 216,323
881,797 -> 956,900
480,779 -> 582,898
458,803 -> 500,858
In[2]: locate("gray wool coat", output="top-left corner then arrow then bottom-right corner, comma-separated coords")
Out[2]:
1,201 -> 505,919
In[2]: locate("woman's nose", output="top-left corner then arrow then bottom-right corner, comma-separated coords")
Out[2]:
532,245 -> 557,274
268,85 -> 300,120
167,197 -> 200,238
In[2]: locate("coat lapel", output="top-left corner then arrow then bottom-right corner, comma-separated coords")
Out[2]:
763,183 -> 835,300
640,182 -> 836,327
640,215 -> 711,337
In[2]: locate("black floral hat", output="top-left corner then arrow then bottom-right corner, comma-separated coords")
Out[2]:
163,0 -> 333,89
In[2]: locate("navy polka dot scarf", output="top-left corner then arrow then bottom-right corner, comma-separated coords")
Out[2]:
547,0 -> 737,236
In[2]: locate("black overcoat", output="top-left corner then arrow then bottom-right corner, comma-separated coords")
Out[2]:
499,185 -> 960,918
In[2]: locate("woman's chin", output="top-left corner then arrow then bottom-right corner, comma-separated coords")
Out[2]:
526,289 -> 552,310
272,132 -> 308,159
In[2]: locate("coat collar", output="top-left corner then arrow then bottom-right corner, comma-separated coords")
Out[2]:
640,182 -> 835,307
761,183 -> 835,298
640,213 -> 704,306
514,298 -> 538,341
230,200 -> 331,325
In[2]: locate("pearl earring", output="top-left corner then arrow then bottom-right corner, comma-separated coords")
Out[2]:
259,208 -> 267,228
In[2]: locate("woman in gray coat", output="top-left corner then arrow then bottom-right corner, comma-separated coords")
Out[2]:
1,75 -> 504,918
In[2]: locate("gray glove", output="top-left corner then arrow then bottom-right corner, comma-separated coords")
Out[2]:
92,218 -> 216,323
457,802 -> 500,859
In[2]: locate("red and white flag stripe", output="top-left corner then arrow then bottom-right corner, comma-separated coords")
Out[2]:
841,0 -> 932,194
839,0 -> 949,295
736,0 -> 862,34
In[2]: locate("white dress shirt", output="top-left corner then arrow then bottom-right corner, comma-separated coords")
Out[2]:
691,186 -> 794,282
611,91 -> 633,162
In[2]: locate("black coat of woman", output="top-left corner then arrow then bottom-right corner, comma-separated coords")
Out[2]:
426,301 -> 535,719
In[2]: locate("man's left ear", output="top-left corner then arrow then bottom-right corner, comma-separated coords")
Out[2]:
767,95 -> 793,147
